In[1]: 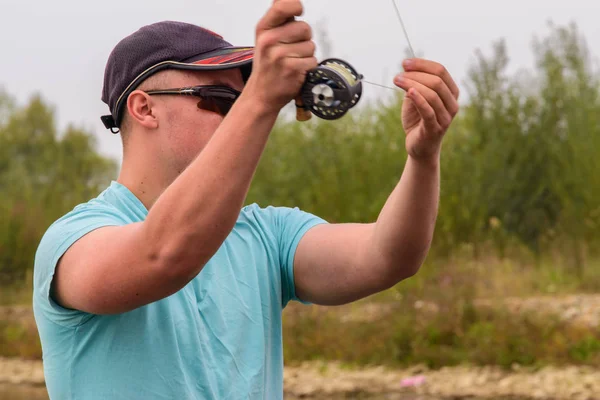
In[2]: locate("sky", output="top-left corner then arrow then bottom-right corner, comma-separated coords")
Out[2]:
1,0 -> 599,164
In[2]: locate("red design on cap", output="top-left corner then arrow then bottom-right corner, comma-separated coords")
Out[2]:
201,27 -> 223,39
193,49 -> 254,65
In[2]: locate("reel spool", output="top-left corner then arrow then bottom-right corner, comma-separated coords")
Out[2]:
296,58 -> 363,121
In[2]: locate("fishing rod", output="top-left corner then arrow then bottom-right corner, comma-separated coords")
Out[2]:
294,0 -> 414,122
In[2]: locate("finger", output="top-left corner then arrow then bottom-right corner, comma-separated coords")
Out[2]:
269,41 -> 315,63
406,88 -> 442,136
269,20 -> 312,44
276,41 -> 316,59
282,56 -> 318,85
398,71 -> 459,117
289,56 -> 318,74
257,0 -> 304,32
403,59 -> 460,100
395,75 -> 452,128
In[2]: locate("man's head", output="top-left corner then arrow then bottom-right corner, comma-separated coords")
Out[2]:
101,21 -> 254,172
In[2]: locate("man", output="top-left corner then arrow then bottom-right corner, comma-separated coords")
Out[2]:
33,1 -> 459,399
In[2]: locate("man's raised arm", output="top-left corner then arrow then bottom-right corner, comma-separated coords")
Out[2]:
292,59 -> 460,306
51,0 -> 318,315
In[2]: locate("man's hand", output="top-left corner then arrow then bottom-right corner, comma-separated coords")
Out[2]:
245,0 -> 317,113
394,59 -> 460,161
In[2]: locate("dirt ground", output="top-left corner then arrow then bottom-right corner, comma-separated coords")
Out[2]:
284,361 -> 600,400
0,356 -> 599,400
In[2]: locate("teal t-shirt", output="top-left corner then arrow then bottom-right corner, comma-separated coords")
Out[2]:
32,181 -> 327,399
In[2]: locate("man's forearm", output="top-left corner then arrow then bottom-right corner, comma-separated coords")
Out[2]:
370,153 -> 441,280
143,93 -> 279,280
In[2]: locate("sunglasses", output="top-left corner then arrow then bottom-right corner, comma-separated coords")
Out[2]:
144,85 -> 241,117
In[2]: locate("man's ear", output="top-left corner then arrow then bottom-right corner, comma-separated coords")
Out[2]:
126,90 -> 159,129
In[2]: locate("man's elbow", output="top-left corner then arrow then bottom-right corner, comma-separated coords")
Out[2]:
377,252 -> 427,289
400,261 -> 423,280
399,240 -> 433,278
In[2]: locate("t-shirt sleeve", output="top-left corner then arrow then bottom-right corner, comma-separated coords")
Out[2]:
33,204 -> 125,327
265,206 -> 328,307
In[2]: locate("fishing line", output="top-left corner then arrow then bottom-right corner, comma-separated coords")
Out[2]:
362,80 -> 398,91
391,0 -> 416,59
326,61 -> 359,87
359,0 -> 416,92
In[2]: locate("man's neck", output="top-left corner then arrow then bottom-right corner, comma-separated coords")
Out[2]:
117,149 -> 173,211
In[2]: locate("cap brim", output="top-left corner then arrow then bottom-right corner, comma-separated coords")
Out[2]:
174,46 -> 254,83
185,46 -> 254,68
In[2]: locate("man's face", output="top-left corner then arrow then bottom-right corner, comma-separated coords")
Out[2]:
148,68 -> 245,174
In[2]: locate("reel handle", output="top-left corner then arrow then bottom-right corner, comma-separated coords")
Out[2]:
283,15 -> 313,122
295,94 -> 312,122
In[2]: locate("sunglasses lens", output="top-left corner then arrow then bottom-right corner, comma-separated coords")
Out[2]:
197,97 -> 234,117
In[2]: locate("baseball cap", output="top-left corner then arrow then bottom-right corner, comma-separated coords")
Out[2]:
101,20 -> 254,132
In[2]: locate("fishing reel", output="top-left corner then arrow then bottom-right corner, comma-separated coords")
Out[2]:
295,58 -> 364,122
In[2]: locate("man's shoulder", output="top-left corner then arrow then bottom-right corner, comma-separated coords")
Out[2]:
35,187 -> 126,275
237,204 -> 327,307
41,192 -> 123,243
238,203 -> 328,239
32,186 -> 129,323
239,203 -> 319,225
240,203 -> 325,219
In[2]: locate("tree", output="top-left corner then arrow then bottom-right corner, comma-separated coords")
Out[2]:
0,92 -> 117,285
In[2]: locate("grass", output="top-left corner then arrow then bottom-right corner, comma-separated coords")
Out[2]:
0,320 -> 41,359
0,253 -> 599,369
282,253 -> 600,370
0,270 -> 33,307
284,297 -> 600,370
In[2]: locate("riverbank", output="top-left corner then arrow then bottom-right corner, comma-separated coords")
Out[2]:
0,357 -> 43,386
1,357 -> 599,400
285,362 -> 600,400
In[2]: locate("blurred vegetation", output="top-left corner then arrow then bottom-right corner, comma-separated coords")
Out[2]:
249,21 -> 600,273
282,256 -> 600,370
284,298 -> 600,370
0,91 -> 117,288
0,22 -> 599,367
